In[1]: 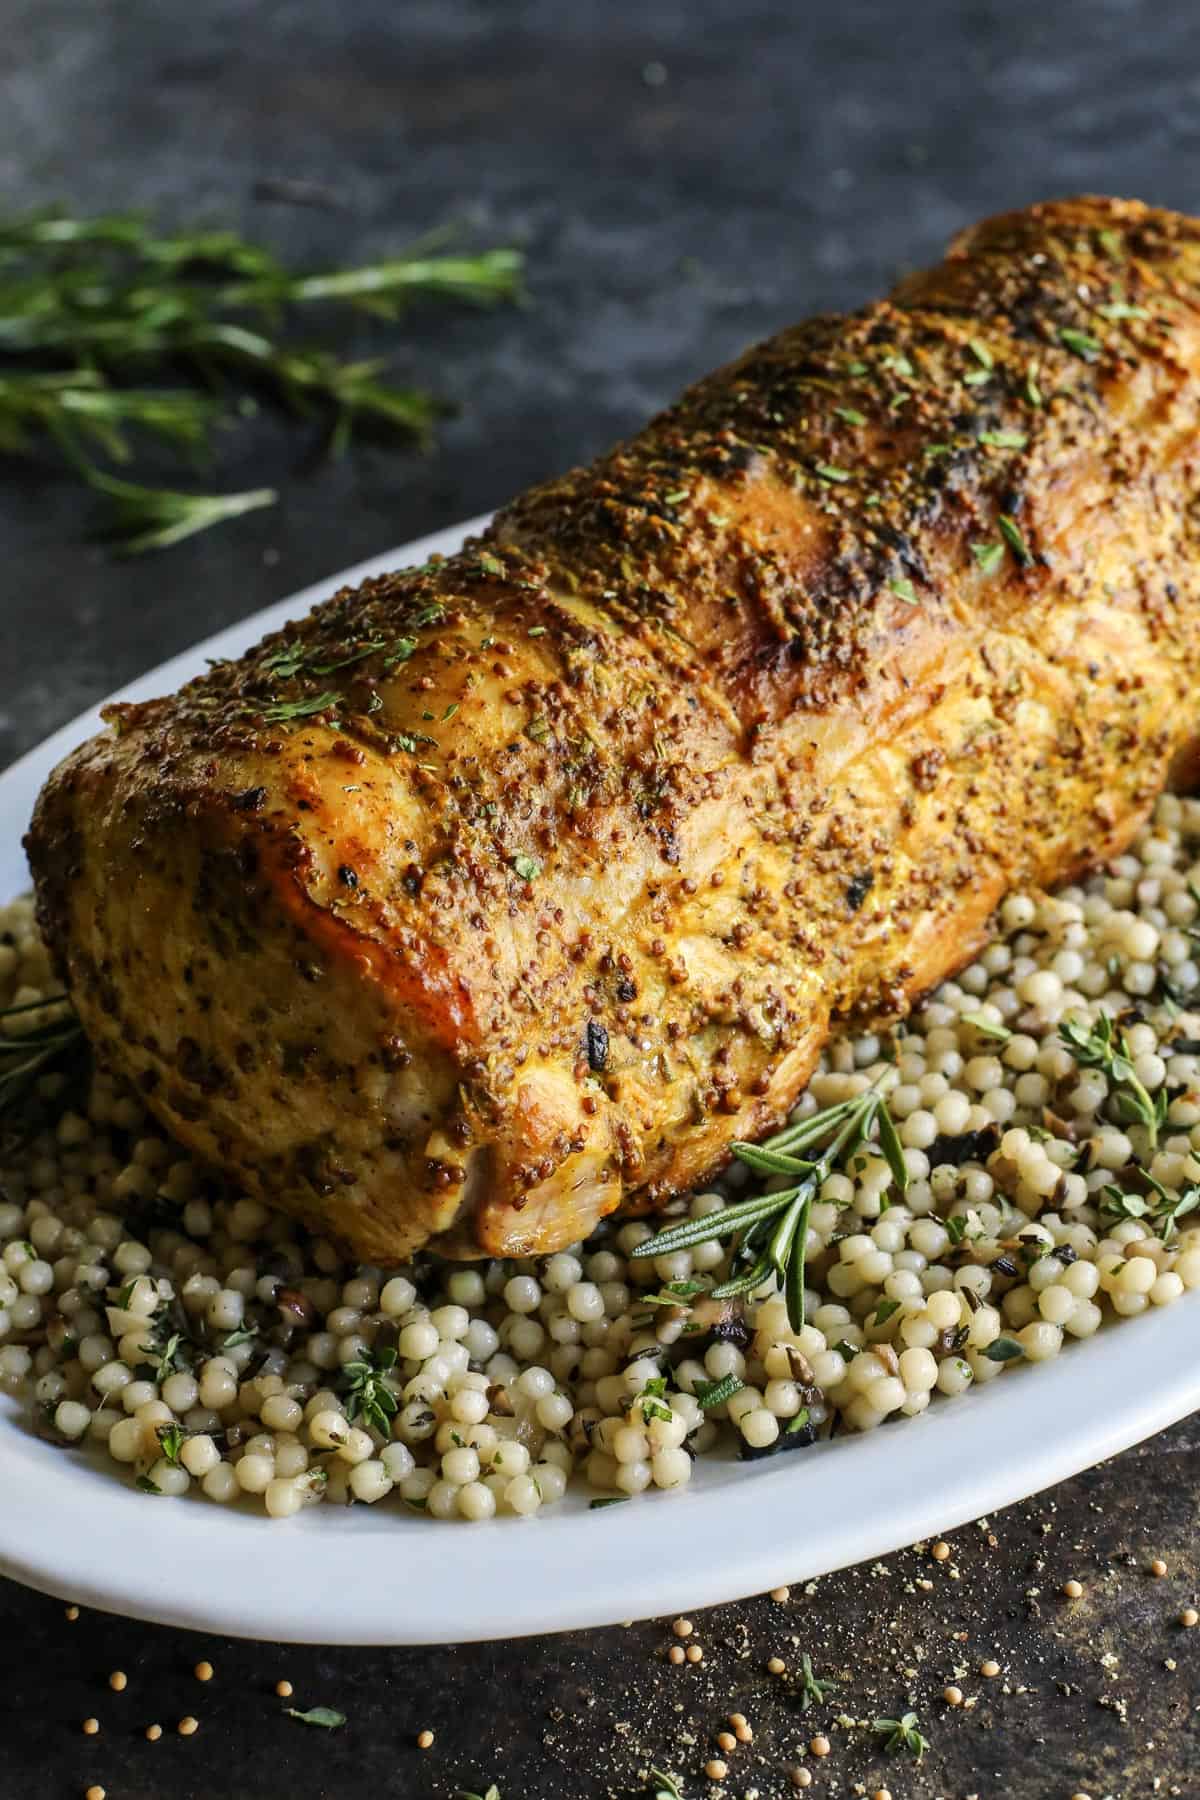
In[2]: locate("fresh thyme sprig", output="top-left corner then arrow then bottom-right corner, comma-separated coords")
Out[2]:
1100,1171 -> 1200,1242
873,1710 -> 930,1760
0,205 -> 523,550
0,993 -> 85,1125
631,1073 -> 907,1332
340,1345 -> 400,1436
1059,1013 -> 1167,1148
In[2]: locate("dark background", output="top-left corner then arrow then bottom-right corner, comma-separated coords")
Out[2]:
2,2 -> 1199,1795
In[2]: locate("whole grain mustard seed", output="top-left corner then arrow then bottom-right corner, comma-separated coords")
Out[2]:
728,1712 -> 748,1730
931,1540 -> 952,1561
685,1644 -> 704,1664
668,1646 -> 685,1666
789,1772 -> 813,1790
943,1685 -> 964,1706
85,1787 -> 105,1800
194,1661 -> 214,1682
810,1735 -> 832,1758
108,1670 -> 127,1692
1062,1579 -> 1084,1599
716,1732 -> 737,1753
770,1587 -> 791,1603
1180,1608 -> 1198,1627
81,1718 -> 99,1736
416,1729 -> 434,1749
1151,1559 -> 1168,1577
1071,1791 -> 1093,1800
178,1715 -> 199,1736
767,1656 -> 786,1675
64,1605 -> 79,1621
672,1617 -> 694,1638
874,1789 -> 894,1800
980,1658 -> 1002,1677
734,1723 -> 753,1744
145,1723 -> 162,1741
706,1761 -> 728,1781
275,1680 -> 293,1698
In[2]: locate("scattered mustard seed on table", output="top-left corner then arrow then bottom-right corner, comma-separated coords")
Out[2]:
705,1760 -> 728,1781
767,1656 -> 786,1675
810,1735 -> 831,1758
1151,1559 -> 1168,1577
194,1661 -> 214,1682
770,1587 -> 790,1603
667,1646 -> 685,1666
417,1729 -> 434,1748
145,1724 -> 162,1741
685,1644 -> 703,1664
716,1731 -> 736,1753
275,1680 -> 293,1698
84,1787 -> 105,1800
672,1617 -> 693,1638
81,1718 -> 99,1736
980,1659 -> 1001,1677
1179,1608 -> 1198,1627
178,1715 -> 199,1736
790,1773 -> 812,1791
64,1605 -> 79,1622
931,1541 -> 952,1561
943,1685 -> 964,1706
108,1670 -> 126,1692
1062,1579 -> 1084,1599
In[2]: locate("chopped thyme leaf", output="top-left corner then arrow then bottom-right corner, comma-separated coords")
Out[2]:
983,1337 -> 1024,1362
814,462 -> 853,482
962,368 -> 991,386
945,1214 -> 969,1246
1059,1013 -> 1166,1147
968,338 -> 994,370
889,577 -> 918,603
997,514 -> 1032,565
221,1323 -> 259,1351
978,429 -> 1028,449
512,853 -> 541,881
834,406 -> 866,424
635,1375 -> 673,1424
157,1422 -> 186,1465
1097,299 -> 1148,321
662,487 -> 688,504
527,625 -> 547,636
135,1474 -> 162,1495
786,1405 -> 811,1434
1097,227 -> 1123,259
1059,326 -> 1102,360
846,359 -> 868,374
1025,366 -> 1043,406
261,690 -> 340,722
961,1009 -> 1011,1040
477,551 -> 506,576
971,541 -> 1005,575
381,636 -> 418,667
871,1297 -> 901,1326
283,1706 -> 346,1730
589,1496 -> 630,1509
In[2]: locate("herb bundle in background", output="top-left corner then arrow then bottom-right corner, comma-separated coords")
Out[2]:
0,208 -> 523,552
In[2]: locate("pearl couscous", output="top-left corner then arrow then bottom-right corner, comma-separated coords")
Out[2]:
3,793 -> 1200,1522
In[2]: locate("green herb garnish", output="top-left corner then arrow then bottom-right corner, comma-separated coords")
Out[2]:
156,1423 -> 186,1465
512,853 -> 541,881
1100,1174 -> 1200,1241
960,1010 -> 1011,1041
589,1496 -> 630,1509
968,338 -> 994,370
814,462 -> 853,483
798,1651 -> 835,1710
874,1710 -> 930,1760
1059,326 -> 1102,360
694,1372 -> 744,1411
978,429 -> 1028,450
982,1338 -> 1024,1362
340,1346 -> 399,1436
1059,1013 -> 1167,1148
834,406 -> 866,425
260,689 -> 340,724
135,1474 -> 162,1495
971,541 -> 1005,576
283,1706 -> 346,1730
997,513 -> 1032,566
0,993 -> 85,1126
636,1375 -> 674,1425
889,577 -> 918,604
631,1074 -> 905,1332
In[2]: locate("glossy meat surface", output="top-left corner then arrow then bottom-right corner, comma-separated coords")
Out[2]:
27,196 -> 1200,1260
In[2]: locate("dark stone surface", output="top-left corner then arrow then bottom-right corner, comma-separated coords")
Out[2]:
1,2 -> 1198,1794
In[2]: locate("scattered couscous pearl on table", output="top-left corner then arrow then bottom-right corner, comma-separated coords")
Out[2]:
3,794 -> 1200,1522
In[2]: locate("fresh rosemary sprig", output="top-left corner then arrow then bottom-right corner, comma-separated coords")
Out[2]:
86,468 -> 277,555
631,1074 -> 907,1332
1059,1013 -> 1167,1148
873,1710 -> 930,1760
0,993 -> 85,1124
0,205 -> 523,550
